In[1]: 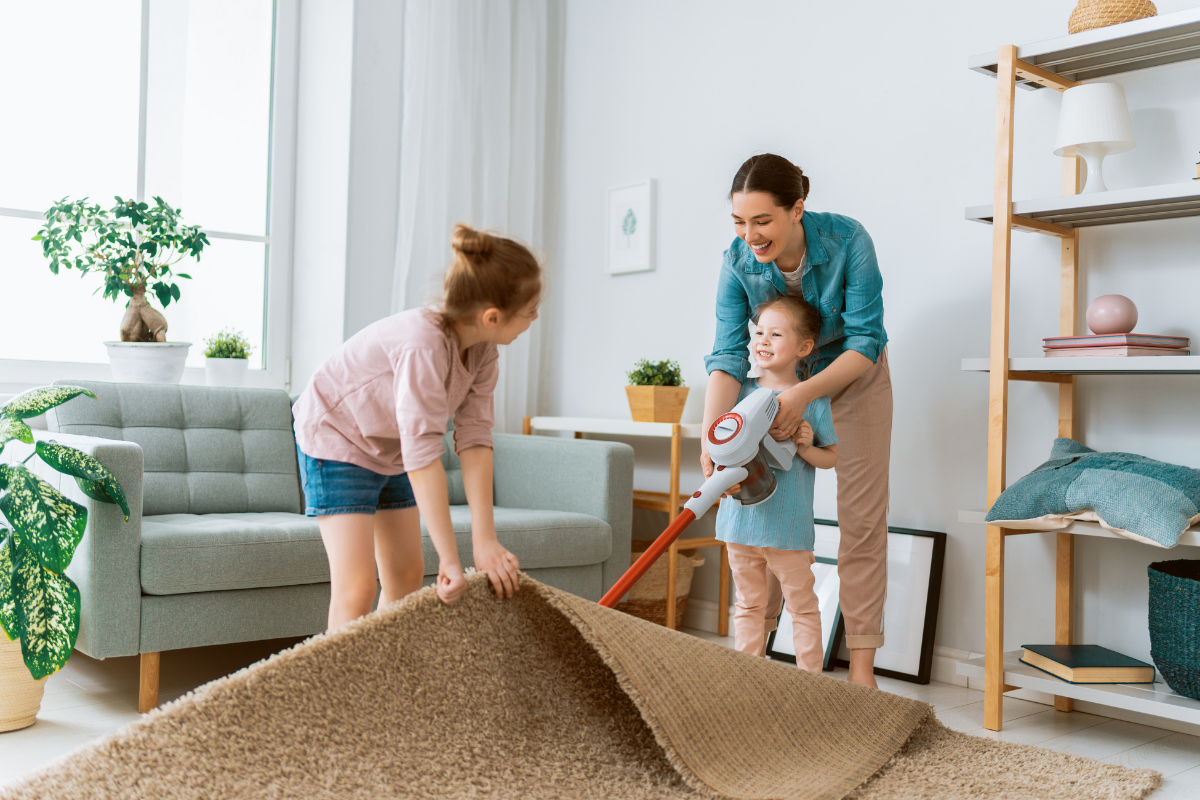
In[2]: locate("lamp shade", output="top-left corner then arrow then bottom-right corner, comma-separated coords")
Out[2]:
1053,83 -> 1136,157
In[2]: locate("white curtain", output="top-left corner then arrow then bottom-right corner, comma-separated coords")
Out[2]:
392,0 -> 559,434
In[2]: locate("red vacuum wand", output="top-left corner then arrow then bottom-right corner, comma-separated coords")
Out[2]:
598,387 -> 796,609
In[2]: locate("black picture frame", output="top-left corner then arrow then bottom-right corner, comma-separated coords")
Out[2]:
764,556 -> 843,671
821,519 -> 947,684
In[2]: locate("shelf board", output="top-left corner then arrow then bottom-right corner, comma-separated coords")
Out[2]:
957,651 -> 1200,724
958,509 -> 1200,546
962,356 -> 1200,375
969,7 -> 1200,88
528,416 -> 703,438
966,182 -> 1200,229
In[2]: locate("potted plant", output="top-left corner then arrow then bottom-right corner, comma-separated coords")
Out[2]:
203,329 -> 254,388
33,196 -> 210,384
625,359 -> 689,423
0,386 -> 128,732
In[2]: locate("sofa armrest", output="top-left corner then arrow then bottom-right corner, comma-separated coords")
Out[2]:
492,433 -> 633,594
4,431 -> 144,659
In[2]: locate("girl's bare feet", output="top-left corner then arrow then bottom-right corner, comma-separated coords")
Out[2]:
848,648 -> 878,689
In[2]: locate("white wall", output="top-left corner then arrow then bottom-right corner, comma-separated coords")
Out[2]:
550,0 -> 1200,659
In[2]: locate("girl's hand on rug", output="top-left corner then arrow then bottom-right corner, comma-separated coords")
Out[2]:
437,562 -> 467,605
475,538 -> 520,599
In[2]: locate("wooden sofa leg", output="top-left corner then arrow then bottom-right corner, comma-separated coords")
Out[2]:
139,652 -> 160,713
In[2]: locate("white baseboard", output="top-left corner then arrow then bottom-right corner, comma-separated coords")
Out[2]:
681,597 -> 733,634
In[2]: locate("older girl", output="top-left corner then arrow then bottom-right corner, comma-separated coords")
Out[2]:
293,225 -> 540,629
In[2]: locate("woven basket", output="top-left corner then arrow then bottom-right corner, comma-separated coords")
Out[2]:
1148,559 -> 1200,699
1068,0 -> 1157,34
617,540 -> 705,628
0,636 -> 47,732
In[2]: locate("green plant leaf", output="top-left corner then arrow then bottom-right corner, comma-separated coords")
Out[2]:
34,441 -> 105,480
1,385 -> 96,420
73,477 -> 131,522
0,417 -> 33,446
0,466 -> 87,574
13,548 -> 79,679
0,529 -> 19,640
176,273 -> 192,279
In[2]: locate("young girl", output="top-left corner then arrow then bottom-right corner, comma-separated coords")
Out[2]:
715,294 -> 838,672
292,224 -> 541,629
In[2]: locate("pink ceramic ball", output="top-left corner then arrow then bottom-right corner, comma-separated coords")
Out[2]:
1086,295 -> 1138,335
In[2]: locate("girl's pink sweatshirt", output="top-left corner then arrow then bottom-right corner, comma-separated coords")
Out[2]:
292,307 -> 498,475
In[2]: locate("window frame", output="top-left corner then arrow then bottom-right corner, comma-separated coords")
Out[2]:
0,0 -> 298,397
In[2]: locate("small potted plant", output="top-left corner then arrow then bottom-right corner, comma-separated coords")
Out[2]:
203,329 -> 254,388
0,386 -> 129,732
625,359 -> 689,423
33,196 -> 209,384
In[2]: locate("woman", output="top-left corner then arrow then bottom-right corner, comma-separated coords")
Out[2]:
702,153 -> 891,688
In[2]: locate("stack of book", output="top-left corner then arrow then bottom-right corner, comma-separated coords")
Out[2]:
1044,333 -> 1190,358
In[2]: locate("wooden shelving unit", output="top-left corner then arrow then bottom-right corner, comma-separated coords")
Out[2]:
964,15 -> 1200,732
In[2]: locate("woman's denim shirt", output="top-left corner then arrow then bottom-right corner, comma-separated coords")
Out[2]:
704,210 -> 887,380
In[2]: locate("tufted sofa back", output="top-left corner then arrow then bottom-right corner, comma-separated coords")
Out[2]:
47,381 -> 302,517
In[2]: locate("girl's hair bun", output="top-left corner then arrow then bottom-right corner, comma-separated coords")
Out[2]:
451,224 -> 493,259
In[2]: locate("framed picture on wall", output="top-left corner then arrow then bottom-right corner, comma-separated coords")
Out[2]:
817,520 -> 946,684
606,179 -> 655,274
765,556 -> 843,670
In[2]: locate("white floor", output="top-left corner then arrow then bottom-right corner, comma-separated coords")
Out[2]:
3,630 -> 1200,797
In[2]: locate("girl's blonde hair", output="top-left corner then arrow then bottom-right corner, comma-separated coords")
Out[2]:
753,294 -> 822,380
438,224 -> 542,329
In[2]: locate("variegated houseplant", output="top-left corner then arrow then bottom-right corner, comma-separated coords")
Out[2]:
0,386 -> 129,682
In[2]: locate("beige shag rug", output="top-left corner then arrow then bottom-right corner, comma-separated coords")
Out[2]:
1,575 -> 1161,799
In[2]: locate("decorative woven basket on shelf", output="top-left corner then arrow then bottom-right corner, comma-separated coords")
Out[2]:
0,636 -> 48,733
617,540 -> 705,628
1068,0 -> 1157,34
1148,559 -> 1200,699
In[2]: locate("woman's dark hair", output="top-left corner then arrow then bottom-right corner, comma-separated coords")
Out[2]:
753,294 -> 821,380
729,153 -> 810,208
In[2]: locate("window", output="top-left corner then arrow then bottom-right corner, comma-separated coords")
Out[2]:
0,1 -> 294,381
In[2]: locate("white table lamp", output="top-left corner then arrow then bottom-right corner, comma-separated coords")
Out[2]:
1053,83 -> 1136,194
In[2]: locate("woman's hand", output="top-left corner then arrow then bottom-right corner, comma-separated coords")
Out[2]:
792,420 -> 814,453
770,386 -> 811,440
474,537 -> 520,598
437,561 -> 467,605
701,445 -> 741,497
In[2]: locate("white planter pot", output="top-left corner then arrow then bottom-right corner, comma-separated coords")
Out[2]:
205,357 -> 249,387
104,341 -> 191,384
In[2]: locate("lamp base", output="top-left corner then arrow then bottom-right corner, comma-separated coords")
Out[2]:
1076,146 -> 1110,194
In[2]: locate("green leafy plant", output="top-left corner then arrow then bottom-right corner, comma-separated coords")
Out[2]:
32,196 -> 209,343
0,387 -> 128,680
622,208 -> 637,246
626,359 -> 685,387
203,329 -> 253,360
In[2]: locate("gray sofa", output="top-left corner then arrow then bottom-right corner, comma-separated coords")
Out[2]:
21,380 -> 632,710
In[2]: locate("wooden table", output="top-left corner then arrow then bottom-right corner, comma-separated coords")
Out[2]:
522,416 -> 729,634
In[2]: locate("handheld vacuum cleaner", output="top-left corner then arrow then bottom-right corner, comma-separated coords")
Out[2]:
599,387 -> 797,608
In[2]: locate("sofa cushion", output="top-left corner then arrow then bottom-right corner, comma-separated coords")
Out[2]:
141,507 -> 612,595
48,381 -> 302,517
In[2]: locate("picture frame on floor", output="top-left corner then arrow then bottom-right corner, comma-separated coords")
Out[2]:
818,520 -> 947,685
765,556 -> 843,670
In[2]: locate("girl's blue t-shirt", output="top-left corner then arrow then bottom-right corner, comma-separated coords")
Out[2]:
715,378 -> 838,552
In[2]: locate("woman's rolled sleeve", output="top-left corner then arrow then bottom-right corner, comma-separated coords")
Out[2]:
452,350 -> 498,454
394,348 -> 451,473
840,226 -> 887,363
706,258 -> 753,380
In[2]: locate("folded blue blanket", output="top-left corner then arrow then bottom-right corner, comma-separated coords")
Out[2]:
986,438 -> 1200,548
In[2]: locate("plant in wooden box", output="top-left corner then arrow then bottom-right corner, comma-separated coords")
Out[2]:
625,359 -> 688,423
0,387 -> 129,732
204,329 -> 254,388
33,196 -> 209,384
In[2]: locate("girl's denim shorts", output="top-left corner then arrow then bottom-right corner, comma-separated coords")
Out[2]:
296,445 -> 417,516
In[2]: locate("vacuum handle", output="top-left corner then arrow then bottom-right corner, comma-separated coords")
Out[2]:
598,465 -> 748,609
